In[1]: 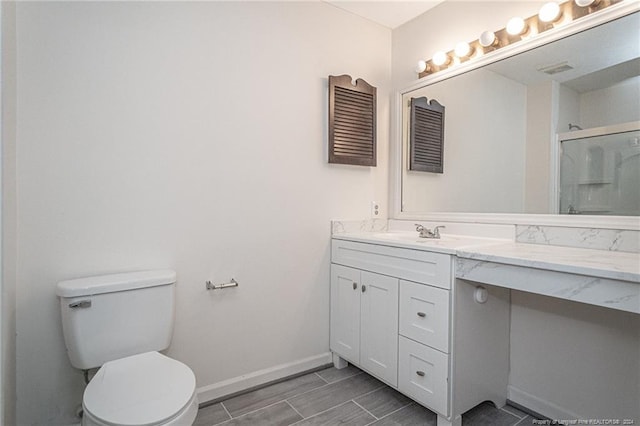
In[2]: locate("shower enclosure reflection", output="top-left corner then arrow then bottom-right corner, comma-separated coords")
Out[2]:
559,123 -> 640,216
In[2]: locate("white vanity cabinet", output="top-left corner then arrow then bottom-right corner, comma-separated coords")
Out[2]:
330,264 -> 399,386
331,239 -> 456,422
331,238 -> 510,426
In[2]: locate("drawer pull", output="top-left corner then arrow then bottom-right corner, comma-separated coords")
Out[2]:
353,282 -> 357,290
361,284 -> 366,293
416,370 -> 425,377
417,312 -> 426,317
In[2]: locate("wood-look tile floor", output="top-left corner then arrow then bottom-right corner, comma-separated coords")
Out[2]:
194,366 -> 540,426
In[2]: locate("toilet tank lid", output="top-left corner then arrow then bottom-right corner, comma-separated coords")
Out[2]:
56,269 -> 176,298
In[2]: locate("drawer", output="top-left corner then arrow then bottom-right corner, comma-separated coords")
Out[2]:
399,280 -> 450,353
331,239 -> 452,289
398,336 -> 449,417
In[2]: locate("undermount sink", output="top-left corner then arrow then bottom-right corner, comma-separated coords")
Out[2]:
357,232 -> 510,254
333,230 -> 510,255
369,232 -> 458,243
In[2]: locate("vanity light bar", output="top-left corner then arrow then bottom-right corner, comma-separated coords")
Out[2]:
417,0 -> 621,78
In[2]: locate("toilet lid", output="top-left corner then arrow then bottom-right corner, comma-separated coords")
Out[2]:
83,351 -> 196,426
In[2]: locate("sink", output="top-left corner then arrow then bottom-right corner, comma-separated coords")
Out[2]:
334,231 -> 509,255
369,232 -> 458,242
355,232 -> 507,253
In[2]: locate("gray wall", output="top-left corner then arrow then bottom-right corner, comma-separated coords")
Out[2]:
2,2 -> 17,424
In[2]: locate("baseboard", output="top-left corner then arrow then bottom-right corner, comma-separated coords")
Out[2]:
508,385 -> 581,420
196,352 -> 332,404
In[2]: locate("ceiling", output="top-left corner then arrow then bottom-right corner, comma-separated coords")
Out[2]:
487,12 -> 640,92
323,0 -> 444,29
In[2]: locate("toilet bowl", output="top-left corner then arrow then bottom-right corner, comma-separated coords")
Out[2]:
82,352 -> 198,426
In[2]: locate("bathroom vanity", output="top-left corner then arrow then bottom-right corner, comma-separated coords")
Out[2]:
352,2 -> 640,424
329,222 -> 640,426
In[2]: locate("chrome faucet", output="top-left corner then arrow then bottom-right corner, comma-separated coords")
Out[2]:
415,224 -> 446,239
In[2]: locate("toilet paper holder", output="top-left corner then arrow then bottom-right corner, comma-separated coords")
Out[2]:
206,278 -> 239,290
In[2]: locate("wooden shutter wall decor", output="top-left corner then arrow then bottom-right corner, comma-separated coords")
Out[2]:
410,97 -> 445,173
328,75 -> 377,166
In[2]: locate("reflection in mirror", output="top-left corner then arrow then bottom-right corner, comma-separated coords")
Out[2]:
559,124 -> 640,216
409,97 -> 445,173
401,11 -> 640,216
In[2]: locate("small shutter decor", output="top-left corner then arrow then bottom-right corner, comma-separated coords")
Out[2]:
409,97 -> 445,173
328,75 -> 377,166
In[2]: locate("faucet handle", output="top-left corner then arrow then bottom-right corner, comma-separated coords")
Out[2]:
433,225 -> 446,238
415,223 -> 425,231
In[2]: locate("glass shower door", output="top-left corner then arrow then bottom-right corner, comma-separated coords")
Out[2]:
559,125 -> 640,216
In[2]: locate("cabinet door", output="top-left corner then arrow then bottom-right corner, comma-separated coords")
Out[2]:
360,271 -> 399,386
330,264 -> 361,364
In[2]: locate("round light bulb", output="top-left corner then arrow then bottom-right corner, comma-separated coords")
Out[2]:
454,42 -> 472,58
506,17 -> 527,36
432,51 -> 449,66
539,2 -> 561,22
575,0 -> 596,6
479,30 -> 497,48
416,60 -> 427,73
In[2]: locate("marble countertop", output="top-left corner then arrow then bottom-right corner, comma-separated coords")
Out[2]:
332,231 -> 640,283
457,242 -> 640,283
332,232 -> 508,255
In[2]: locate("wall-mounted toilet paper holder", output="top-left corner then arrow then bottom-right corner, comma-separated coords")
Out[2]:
205,278 -> 239,290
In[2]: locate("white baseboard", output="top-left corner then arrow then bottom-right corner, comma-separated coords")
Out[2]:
508,385 -> 581,420
196,352 -> 332,404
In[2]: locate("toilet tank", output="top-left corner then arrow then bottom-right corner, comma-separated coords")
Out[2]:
56,270 -> 177,370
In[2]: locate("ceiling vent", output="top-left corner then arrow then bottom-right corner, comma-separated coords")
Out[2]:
537,61 -> 574,75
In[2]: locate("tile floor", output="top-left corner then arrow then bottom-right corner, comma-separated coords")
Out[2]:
194,365 -> 541,426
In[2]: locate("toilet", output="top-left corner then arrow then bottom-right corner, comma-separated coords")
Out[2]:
56,270 -> 199,426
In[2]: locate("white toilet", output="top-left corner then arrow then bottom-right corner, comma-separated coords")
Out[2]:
56,269 -> 199,426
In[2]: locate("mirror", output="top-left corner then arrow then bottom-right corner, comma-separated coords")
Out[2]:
400,11 -> 640,216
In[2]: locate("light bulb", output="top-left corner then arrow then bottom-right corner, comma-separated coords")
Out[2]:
416,60 -> 427,73
575,0 -> 597,6
479,30 -> 497,48
432,51 -> 449,66
454,42 -> 472,58
506,17 -> 527,36
539,2 -> 561,22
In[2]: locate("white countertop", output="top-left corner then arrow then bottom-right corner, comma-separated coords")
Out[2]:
457,242 -> 640,283
332,232 -> 508,255
332,231 -> 640,283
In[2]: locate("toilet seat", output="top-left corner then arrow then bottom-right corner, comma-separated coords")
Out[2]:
83,351 -> 197,426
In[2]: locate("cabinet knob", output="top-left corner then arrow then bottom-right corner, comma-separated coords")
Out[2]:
416,371 -> 425,377
353,282 -> 357,290
361,285 -> 366,293
417,312 -> 426,317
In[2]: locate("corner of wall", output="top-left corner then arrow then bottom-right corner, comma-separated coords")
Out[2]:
1,1 -> 18,424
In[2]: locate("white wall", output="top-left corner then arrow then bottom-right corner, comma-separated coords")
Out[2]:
1,1 -> 17,424
579,76 -> 640,128
510,292 -> 640,420
558,83 -> 580,134
15,2 -> 391,424
392,2 -> 639,420
524,80 -> 556,213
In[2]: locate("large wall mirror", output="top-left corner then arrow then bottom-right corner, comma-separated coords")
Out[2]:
397,6 -> 639,221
